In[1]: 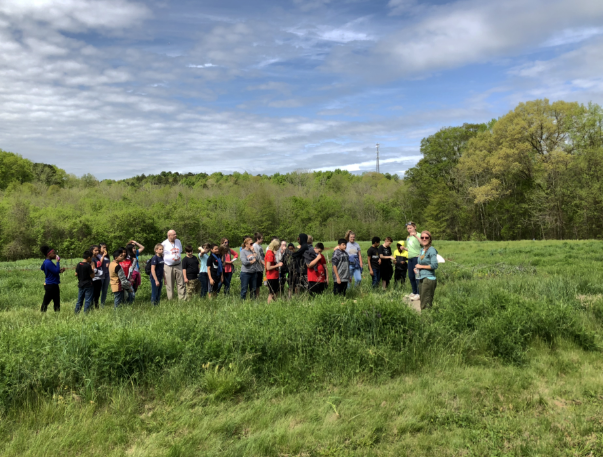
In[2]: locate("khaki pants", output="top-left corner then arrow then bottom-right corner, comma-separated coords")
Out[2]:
419,278 -> 437,310
185,278 -> 200,300
165,263 -> 186,300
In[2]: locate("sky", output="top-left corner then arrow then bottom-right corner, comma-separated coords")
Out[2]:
1,0 -> 603,179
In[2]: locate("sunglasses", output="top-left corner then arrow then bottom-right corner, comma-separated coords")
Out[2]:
420,236 -> 430,240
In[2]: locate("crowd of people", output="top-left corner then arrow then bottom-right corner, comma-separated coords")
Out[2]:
39,222 -> 439,313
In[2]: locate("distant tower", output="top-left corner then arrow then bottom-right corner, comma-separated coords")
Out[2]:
376,143 -> 380,173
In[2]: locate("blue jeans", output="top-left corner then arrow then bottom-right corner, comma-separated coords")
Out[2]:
407,257 -> 419,295
199,273 -> 209,298
240,272 -> 256,299
223,272 -> 233,294
347,264 -> 362,289
75,287 -> 94,313
100,275 -> 110,307
113,290 -> 135,308
151,279 -> 163,306
371,269 -> 381,288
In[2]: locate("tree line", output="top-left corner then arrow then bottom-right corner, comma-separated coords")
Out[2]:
0,98 -> 601,260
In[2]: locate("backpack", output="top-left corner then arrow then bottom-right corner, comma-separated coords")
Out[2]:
145,258 -> 153,276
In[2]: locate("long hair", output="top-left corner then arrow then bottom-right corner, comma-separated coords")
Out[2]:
241,237 -> 253,249
344,230 -> 355,242
267,239 -> 280,252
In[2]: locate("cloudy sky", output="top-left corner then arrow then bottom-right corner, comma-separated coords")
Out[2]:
1,0 -> 603,179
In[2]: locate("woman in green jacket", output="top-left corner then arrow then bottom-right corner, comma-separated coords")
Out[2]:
414,230 -> 438,310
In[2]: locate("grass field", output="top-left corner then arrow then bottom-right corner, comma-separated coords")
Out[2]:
1,240 -> 603,456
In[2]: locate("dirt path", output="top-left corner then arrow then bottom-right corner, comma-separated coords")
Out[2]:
403,296 -> 421,313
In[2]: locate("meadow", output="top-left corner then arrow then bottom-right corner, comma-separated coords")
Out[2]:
1,240 -> 603,456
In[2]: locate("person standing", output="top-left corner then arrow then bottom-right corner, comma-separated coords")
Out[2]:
207,244 -> 224,298
162,230 -> 185,300
150,244 -> 165,306
75,250 -> 95,314
239,237 -> 257,299
415,231 -> 438,310
393,241 -> 408,289
403,222 -> 422,300
305,242 -> 327,296
378,237 -> 395,290
367,237 -> 381,289
332,239 -> 350,296
126,240 -> 145,292
291,233 -> 309,293
275,241 -> 291,296
109,248 -> 135,307
40,245 -> 65,312
90,245 -> 104,309
198,243 -> 211,298
98,243 -> 111,307
220,238 -> 238,295
252,232 -> 265,298
182,245 -> 200,300
265,239 -> 283,303
344,231 -> 363,289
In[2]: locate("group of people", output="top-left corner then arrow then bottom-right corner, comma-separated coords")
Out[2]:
39,222 -> 439,313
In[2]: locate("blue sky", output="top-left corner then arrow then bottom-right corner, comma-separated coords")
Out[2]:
1,0 -> 603,179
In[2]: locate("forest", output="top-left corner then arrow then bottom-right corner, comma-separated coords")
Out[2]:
0,98 -> 602,260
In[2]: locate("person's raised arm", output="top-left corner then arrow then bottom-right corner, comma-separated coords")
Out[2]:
308,254 -> 322,268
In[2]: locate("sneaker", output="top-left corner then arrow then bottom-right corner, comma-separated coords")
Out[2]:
414,294 -> 420,300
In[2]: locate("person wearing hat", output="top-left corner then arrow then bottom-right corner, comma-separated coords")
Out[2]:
40,245 -> 66,312
393,240 -> 408,289
403,222 -> 422,299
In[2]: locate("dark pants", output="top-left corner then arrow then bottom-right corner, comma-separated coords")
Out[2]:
255,271 -> 263,293
209,274 -> 222,294
333,281 -> 348,296
222,272 -> 233,294
75,287 -> 94,313
309,281 -> 326,296
41,284 -> 60,312
92,280 -> 102,308
100,275 -> 110,306
114,290 -> 135,308
407,257 -> 419,295
419,278 -> 437,310
240,272 -> 256,299
151,278 -> 163,306
371,269 -> 381,288
394,266 -> 407,287
199,272 -> 209,298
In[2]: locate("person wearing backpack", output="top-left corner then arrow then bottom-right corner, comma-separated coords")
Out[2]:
207,243 -> 224,298
150,244 -> 165,306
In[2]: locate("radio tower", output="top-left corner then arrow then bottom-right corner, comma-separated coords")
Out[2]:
376,143 -> 380,173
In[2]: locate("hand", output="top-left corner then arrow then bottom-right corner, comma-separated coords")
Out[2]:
184,277 -> 188,283
155,280 -> 160,287
370,270 -> 374,276
210,278 -> 214,285
56,255 -> 61,261
337,278 -> 341,284
277,262 -> 283,268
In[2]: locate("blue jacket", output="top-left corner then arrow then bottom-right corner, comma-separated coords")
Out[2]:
417,246 -> 438,281
41,259 -> 61,285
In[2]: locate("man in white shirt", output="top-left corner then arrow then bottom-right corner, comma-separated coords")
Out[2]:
161,229 -> 186,300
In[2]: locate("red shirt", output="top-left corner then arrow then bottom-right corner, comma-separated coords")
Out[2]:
119,259 -> 132,278
265,250 -> 279,280
224,249 -> 238,273
307,255 -> 327,283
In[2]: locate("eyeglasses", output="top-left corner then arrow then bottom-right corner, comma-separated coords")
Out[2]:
420,236 -> 430,240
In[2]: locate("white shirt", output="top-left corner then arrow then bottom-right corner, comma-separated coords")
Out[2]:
162,239 -> 183,266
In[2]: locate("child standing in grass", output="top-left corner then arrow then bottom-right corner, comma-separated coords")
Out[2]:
305,242 -> 327,296
150,244 -> 165,307
198,243 -> 211,298
332,239 -> 350,296
265,238 -> 283,303
75,250 -> 96,314
378,237 -> 395,290
367,237 -> 381,288
393,241 -> 408,289
182,245 -> 200,300
207,244 -> 224,298
40,245 -> 65,312
109,248 -> 135,308
239,237 -> 257,300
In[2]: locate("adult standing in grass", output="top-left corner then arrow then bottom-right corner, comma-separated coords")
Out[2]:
40,245 -> 65,312
252,233 -> 265,298
239,237 -> 257,299
162,230 -> 185,301
403,222 -> 422,300
415,230 -> 438,310
265,239 -> 283,303
150,244 -> 165,306
220,237 -> 238,295
75,250 -> 95,314
182,245 -> 200,300
98,243 -> 111,307
345,230 -> 363,289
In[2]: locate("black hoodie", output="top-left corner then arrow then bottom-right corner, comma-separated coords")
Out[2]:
292,233 -> 309,260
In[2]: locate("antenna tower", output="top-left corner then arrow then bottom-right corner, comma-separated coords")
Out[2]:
376,143 -> 380,173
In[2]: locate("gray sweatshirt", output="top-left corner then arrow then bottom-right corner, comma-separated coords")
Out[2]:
240,249 -> 257,274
